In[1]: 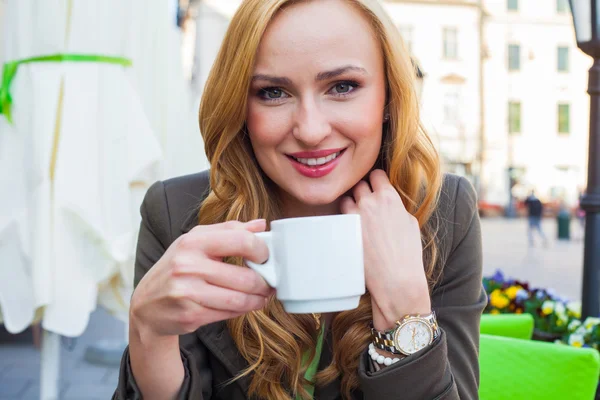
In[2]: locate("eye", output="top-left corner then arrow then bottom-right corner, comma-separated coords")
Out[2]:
329,81 -> 359,96
260,87 -> 285,99
334,83 -> 352,93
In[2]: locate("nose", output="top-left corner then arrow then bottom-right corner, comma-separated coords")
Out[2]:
291,99 -> 332,147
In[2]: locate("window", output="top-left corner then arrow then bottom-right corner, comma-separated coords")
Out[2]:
558,104 -> 570,134
508,44 -> 520,71
507,0 -> 518,11
444,88 -> 460,124
443,28 -> 458,60
557,0 -> 569,13
558,47 -> 569,72
398,25 -> 414,53
508,102 -> 521,134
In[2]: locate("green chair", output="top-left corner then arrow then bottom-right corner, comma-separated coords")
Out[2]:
480,313 -> 534,340
479,334 -> 600,400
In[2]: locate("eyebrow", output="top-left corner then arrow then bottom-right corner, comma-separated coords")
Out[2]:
251,74 -> 292,86
251,65 -> 367,85
316,65 -> 367,81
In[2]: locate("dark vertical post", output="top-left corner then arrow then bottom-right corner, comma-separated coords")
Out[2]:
581,58 -> 600,319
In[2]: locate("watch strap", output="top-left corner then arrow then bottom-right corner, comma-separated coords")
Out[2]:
370,311 -> 440,355
371,327 -> 402,354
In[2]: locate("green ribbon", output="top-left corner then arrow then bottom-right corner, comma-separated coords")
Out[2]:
0,54 -> 132,124
297,323 -> 325,400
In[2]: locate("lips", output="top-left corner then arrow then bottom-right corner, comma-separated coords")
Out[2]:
287,148 -> 346,159
289,150 -> 343,167
286,148 -> 347,178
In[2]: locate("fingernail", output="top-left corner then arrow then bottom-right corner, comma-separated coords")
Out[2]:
247,219 -> 266,224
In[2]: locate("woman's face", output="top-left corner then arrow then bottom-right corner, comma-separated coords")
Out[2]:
246,0 -> 386,213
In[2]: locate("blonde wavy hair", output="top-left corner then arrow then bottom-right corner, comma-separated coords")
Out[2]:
198,0 -> 443,399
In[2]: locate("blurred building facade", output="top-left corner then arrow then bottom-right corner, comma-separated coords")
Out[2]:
384,0 -> 483,192
481,0 -> 591,208
183,0 -> 591,209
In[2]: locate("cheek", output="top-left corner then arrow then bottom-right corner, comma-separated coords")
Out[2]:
335,98 -> 384,153
246,103 -> 290,153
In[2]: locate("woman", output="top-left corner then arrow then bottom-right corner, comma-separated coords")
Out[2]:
114,0 -> 486,399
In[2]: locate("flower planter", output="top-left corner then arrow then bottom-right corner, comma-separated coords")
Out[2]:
532,329 -> 563,343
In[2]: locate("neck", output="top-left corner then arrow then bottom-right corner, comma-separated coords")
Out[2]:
279,192 -> 342,218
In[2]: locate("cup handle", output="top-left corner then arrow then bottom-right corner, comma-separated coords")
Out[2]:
245,231 -> 278,288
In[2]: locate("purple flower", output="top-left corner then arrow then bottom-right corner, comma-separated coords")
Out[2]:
536,291 -> 546,300
516,289 -> 529,301
492,270 -> 505,282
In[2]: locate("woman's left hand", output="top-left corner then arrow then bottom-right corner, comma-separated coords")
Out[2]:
340,169 -> 431,331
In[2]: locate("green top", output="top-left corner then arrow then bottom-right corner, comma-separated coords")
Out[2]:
0,53 -> 132,124
297,323 -> 325,400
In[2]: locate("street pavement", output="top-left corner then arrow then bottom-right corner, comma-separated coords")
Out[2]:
482,217 -> 584,301
0,217 -> 585,399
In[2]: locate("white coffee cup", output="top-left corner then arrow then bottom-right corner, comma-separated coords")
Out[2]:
245,214 -> 365,314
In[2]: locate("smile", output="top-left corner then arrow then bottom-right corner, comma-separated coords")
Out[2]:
286,148 -> 347,178
290,150 -> 343,166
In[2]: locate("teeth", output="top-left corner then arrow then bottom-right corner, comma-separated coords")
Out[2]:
295,151 -> 341,166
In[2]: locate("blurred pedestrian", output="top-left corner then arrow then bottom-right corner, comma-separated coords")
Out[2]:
576,191 -> 586,240
524,190 -> 547,246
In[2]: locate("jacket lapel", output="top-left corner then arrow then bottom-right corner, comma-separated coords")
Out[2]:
194,322 -> 344,399
196,322 -> 252,394
314,328 -> 343,400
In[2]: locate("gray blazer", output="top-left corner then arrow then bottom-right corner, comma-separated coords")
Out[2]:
113,171 -> 486,400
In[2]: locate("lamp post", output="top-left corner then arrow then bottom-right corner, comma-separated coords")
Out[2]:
569,0 -> 600,319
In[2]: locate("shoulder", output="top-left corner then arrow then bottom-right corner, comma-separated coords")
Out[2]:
141,170 -> 211,245
161,170 -> 211,205
438,173 -> 478,226
434,173 -> 479,258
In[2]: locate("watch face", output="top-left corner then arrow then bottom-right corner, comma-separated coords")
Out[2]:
394,320 -> 433,354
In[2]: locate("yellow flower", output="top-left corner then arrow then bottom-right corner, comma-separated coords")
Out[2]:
567,302 -> 581,319
490,290 -> 510,309
491,309 -> 500,315
569,320 -> 582,332
557,319 -> 564,326
542,301 -> 555,316
569,334 -> 585,347
505,286 -> 522,300
584,317 -> 600,330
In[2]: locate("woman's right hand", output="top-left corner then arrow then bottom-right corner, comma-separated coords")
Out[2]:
129,219 -> 273,339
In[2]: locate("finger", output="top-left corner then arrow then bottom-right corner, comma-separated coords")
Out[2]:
191,219 -> 266,234
172,259 -> 272,296
340,196 -> 359,214
369,169 -> 392,192
186,229 -> 269,264
244,219 -> 267,233
352,180 -> 373,203
176,299 -> 251,329
197,307 -> 250,324
185,281 -> 270,313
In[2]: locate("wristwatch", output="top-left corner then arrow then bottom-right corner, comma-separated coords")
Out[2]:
371,312 -> 440,356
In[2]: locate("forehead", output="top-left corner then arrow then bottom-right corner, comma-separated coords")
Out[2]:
254,0 -> 381,74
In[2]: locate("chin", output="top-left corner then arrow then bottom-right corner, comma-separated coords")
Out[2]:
287,182 -> 349,207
